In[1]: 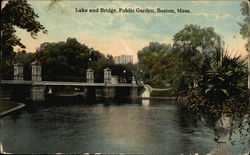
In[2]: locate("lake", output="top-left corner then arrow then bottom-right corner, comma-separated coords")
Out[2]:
1,100 -> 249,154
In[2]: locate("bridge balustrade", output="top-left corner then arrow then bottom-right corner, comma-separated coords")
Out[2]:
1,62 -> 138,102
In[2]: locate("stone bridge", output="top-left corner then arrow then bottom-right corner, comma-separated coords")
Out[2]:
0,61 -> 138,102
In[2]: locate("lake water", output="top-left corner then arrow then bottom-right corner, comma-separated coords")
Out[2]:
1,100 -> 249,154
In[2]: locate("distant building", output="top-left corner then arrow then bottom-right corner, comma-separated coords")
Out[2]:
114,55 -> 133,64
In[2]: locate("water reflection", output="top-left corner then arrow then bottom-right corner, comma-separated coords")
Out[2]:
142,99 -> 150,106
1,101 -> 249,154
141,86 -> 150,98
142,87 -> 150,107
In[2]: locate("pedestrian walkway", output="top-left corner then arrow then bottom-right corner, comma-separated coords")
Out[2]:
0,101 -> 25,116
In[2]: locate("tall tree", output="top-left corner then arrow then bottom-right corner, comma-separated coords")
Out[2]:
1,0 -> 47,79
169,25 -> 224,94
35,38 -> 135,82
35,38 -> 104,81
137,42 -> 172,84
151,53 -> 181,86
172,24 -> 223,85
173,24 -> 223,58
239,1 -> 250,89
239,1 -> 250,41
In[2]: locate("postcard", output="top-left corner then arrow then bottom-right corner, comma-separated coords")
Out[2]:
1,0 -> 249,154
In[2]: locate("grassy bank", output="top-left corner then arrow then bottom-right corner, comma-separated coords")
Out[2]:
0,101 -> 25,116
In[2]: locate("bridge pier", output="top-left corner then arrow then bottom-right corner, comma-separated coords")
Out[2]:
30,85 -> 45,101
104,67 -> 112,84
103,86 -> 115,99
30,60 -> 45,102
130,86 -> 138,98
84,87 -> 96,100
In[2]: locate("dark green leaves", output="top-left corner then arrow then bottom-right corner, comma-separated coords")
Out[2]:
239,1 -> 250,40
198,49 -> 248,103
1,0 -> 47,61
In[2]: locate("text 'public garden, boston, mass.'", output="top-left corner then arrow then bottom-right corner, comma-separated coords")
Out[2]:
75,7 -> 191,14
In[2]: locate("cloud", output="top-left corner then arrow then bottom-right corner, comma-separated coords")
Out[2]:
45,0 -> 72,13
192,12 -> 237,21
191,1 -> 209,5
14,0 -> 246,63
151,33 -> 172,42
47,0 -> 58,11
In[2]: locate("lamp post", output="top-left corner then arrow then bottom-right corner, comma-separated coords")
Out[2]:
140,69 -> 143,82
88,57 -> 92,68
123,70 -> 126,83
107,56 -> 110,67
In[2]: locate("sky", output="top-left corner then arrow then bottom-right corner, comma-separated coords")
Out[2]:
2,0 -> 248,62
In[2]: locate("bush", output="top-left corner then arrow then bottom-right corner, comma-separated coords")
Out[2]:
186,49 -> 249,137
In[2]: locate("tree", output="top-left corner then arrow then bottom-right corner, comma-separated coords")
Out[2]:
1,0 -> 47,79
150,53 -> 180,84
172,25 -> 223,94
173,24 -> 223,55
34,38 -> 135,82
137,42 -> 172,85
173,24 -> 223,65
239,1 -> 250,89
239,1 -> 250,41
35,38 -> 104,81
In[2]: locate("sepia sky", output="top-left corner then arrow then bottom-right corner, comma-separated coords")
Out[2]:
2,0 -> 248,62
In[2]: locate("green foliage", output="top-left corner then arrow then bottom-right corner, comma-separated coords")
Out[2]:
34,38 -> 134,82
138,42 -> 172,64
173,24 -> 222,70
137,25 -> 224,97
186,49 -> 249,131
151,53 -> 181,84
1,0 -> 47,59
239,1 -> 250,40
35,38 -> 104,81
109,64 -> 133,83
137,42 -> 175,86
198,50 -> 248,102
1,0 -> 47,79
173,24 -> 221,51
172,24 -> 224,95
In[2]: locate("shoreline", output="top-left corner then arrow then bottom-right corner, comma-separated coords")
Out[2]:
136,96 -> 187,102
0,101 -> 26,116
